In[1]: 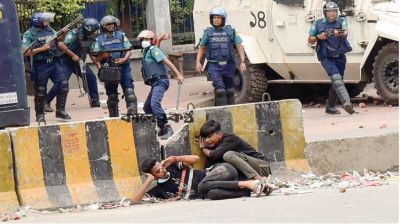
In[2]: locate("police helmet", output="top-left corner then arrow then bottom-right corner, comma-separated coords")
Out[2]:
209,7 -> 227,26
100,15 -> 120,28
30,12 -> 55,28
81,18 -> 100,37
323,1 -> 339,18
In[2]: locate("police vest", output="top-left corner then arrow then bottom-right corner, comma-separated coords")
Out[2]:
97,31 -> 126,64
315,18 -> 352,59
141,46 -> 168,86
29,27 -> 61,61
206,25 -> 235,62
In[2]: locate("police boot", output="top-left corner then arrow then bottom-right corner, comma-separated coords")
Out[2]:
331,74 -> 355,115
158,124 -> 174,140
107,94 -> 120,117
34,85 -> 47,123
44,103 -> 54,112
55,81 -> 71,120
90,100 -> 101,108
325,86 -> 340,115
124,88 -> 138,116
226,88 -> 236,105
215,89 -> 227,106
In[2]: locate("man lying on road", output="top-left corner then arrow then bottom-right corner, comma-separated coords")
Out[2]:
131,155 -> 268,202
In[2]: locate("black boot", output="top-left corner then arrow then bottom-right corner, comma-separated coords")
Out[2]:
107,94 -> 120,117
90,100 -> 101,108
34,85 -> 47,123
331,74 -> 355,114
226,88 -> 235,105
44,103 -> 54,112
158,124 -> 174,140
325,86 -> 340,115
124,88 -> 138,116
55,81 -> 71,120
215,89 -> 227,106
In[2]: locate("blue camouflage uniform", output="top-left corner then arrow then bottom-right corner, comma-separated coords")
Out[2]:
22,26 -> 69,120
46,29 -> 100,106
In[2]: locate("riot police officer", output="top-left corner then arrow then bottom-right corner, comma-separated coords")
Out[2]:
46,18 -> 101,110
137,30 -> 184,139
196,7 -> 247,106
308,1 -> 355,115
91,15 -> 137,117
22,12 -> 70,123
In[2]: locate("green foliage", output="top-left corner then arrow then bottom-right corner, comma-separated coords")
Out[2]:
36,0 -> 92,30
169,0 -> 190,33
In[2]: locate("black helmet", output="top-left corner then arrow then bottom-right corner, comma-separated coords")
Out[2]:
323,1 -> 339,18
81,18 -> 100,37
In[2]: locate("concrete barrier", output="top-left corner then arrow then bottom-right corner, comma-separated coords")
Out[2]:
306,133 -> 399,175
165,99 -> 309,173
0,131 -> 20,213
10,118 -> 159,210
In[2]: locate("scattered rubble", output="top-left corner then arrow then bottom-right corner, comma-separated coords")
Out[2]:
272,170 -> 398,196
189,91 -> 212,96
379,124 -> 388,129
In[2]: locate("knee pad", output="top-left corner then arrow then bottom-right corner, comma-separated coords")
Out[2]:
36,86 -> 47,97
215,89 -> 226,97
331,74 -> 344,89
124,88 -> 137,103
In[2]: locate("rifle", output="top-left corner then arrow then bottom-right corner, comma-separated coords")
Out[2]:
23,16 -> 84,56
92,47 -> 132,56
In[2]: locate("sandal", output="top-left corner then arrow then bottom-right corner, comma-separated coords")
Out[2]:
261,176 -> 275,196
252,180 -> 265,197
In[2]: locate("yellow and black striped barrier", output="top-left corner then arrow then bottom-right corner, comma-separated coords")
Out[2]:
9,118 -> 159,210
165,99 -> 309,173
0,131 -> 20,213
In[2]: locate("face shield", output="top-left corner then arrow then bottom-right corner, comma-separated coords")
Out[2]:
39,12 -> 55,27
40,12 -> 55,22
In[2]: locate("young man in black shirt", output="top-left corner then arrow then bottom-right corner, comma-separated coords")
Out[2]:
131,155 -> 266,202
200,119 -> 273,195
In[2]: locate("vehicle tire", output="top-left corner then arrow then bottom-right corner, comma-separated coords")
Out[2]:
234,61 -> 268,103
373,42 -> 399,105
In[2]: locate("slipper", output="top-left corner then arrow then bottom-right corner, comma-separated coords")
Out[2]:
252,180 -> 265,197
261,176 -> 275,196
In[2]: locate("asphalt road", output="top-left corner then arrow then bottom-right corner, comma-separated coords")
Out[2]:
18,180 -> 398,223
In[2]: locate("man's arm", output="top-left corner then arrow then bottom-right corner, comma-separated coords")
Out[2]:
307,21 -> 327,44
202,135 -> 240,160
58,42 -> 80,62
115,50 -> 132,65
23,44 -> 51,57
236,44 -> 246,72
196,46 -> 207,73
163,58 -> 184,83
157,33 -> 170,48
131,174 -> 155,203
161,155 -> 200,169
